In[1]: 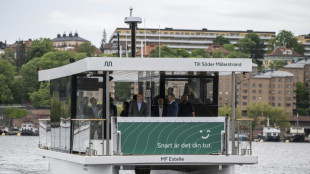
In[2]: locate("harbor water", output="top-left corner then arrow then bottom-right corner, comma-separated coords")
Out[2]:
0,136 -> 309,174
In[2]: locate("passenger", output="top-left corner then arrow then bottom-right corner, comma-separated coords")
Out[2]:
184,84 -> 195,103
110,97 -> 117,117
89,97 -> 101,118
152,97 -> 167,117
178,94 -> 195,117
167,93 -> 178,117
76,96 -> 89,119
129,93 -> 148,117
120,102 -> 130,117
165,87 -> 174,103
89,97 -> 102,139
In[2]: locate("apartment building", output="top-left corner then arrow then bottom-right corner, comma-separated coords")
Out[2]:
108,28 -> 275,55
52,32 -> 90,51
218,64 -> 295,116
297,34 -> 310,57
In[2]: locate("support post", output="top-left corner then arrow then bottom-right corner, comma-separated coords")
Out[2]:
106,72 -> 110,155
231,71 -> 236,155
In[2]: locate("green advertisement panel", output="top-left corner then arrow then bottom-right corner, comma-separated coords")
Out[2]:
118,121 -> 224,155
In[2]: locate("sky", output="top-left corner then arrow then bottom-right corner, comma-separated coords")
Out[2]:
1,0 -> 310,47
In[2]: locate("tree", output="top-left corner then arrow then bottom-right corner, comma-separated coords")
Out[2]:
0,48 -> 15,65
190,49 -> 210,58
28,38 -> 54,60
267,30 -> 305,55
295,82 -> 309,115
212,50 -> 225,58
238,33 -> 265,59
247,102 -> 290,130
269,60 -> 285,70
114,82 -> 132,101
29,82 -> 50,107
4,108 -> 28,119
222,44 -> 235,52
100,29 -> 107,52
0,59 -> 15,104
176,49 -> 190,58
15,41 -> 28,68
150,46 -> 175,57
213,36 -> 230,46
77,42 -> 96,55
218,105 -> 241,118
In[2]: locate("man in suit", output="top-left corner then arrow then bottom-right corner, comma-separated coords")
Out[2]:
129,92 -> 148,117
152,97 -> 167,117
167,93 -> 178,117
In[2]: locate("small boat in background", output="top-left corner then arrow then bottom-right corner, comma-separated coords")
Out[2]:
262,118 -> 280,142
20,121 -> 38,136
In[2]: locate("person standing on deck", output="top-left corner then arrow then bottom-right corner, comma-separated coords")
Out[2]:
167,93 -> 178,117
129,93 -> 148,116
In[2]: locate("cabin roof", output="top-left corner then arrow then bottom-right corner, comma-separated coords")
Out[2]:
38,57 -> 252,81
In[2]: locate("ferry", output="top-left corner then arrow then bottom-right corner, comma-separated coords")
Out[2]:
20,121 -> 38,136
37,57 -> 257,174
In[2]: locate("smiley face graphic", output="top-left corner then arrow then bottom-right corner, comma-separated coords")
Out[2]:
200,129 -> 211,139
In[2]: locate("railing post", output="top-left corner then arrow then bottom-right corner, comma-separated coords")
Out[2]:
106,72 -> 110,155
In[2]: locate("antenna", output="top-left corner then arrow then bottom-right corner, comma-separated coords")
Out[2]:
130,6 -> 133,17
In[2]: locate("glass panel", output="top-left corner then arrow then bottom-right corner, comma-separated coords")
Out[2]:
76,76 -> 104,119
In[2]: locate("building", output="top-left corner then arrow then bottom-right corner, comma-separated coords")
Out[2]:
7,39 -> 32,52
0,41 -> 6,54
52,32 -> 90,51
218,65 -> 295,116
297,34 -> 310,57
107,27 -> 275,56
264,47 -> 304,68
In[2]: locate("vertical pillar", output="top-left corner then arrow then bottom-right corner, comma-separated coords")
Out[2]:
131,24 -> 136,57
106,72 -> 110,155
231,71 -> 236,155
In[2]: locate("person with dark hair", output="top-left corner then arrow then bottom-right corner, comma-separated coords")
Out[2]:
152,98 -> 167,117
129,93 -> 148,116
184,84 -> 195,103
110,97 -> 117,117
179,94 -> 195,117
120,102 -> 130,117
167,93 -> 178,117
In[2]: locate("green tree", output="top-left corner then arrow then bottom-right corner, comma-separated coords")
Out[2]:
269,60 -> 285,70
218,105 -> 241,118
222,44 -> 235,52
29,82 -> 50,107
0,48 -> 15,65
212,50 -> 225,58
0,59 -> 15,104
213,36 -> 230,46
28,38 -> 54,60
267,30 -> 305,55
77,42 -> 96,55
295,82 -> 309,115
4,108 -> 28,119
238,33 -> 265,59
11,76 -> 27,103
0,75 -> 13,104
190,49 -> 210,58
100,29 -> 107,52
176,49 -> 190,58
150,46 -> 175,57
114,82 -> 132,101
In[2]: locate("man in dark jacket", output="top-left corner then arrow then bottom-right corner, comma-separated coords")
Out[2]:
167,93 -> 178,117
129,93 -> 148,116
152,97 -> 167,117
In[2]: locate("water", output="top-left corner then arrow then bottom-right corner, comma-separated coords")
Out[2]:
0,136 -> 48,174
0,137 -> 309,174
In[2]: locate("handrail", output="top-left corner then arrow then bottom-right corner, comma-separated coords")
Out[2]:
38,119 -> 51,121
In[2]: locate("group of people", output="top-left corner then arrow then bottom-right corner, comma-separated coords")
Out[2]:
119,92 -> 195,117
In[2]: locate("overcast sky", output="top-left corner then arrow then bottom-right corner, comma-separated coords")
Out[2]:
1,0 -> 309,47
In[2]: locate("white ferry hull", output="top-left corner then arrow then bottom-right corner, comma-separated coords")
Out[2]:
37,149 -> 257,174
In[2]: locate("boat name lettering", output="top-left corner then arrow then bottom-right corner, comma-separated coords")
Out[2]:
104,61 -> 112,67
160,157 -> 185,162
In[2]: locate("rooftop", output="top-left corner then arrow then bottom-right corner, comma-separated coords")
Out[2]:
52,32 -> 89,42
267,47 -> 303,57
283,59 -> 310,69
253,70 -> 294,79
